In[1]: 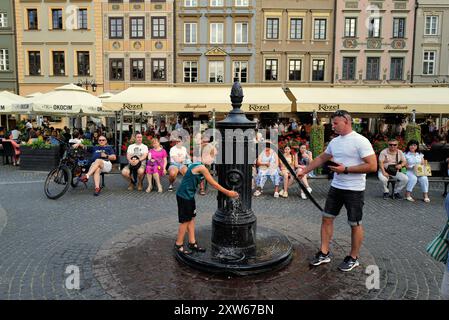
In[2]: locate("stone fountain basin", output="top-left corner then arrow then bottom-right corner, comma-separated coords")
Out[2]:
175,225 -> 293,276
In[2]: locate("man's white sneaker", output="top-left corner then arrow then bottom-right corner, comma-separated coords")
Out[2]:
254,190 -> 262,197
301,192 -> 307,199
307,187 -> 312,193
274,192 -> 279,198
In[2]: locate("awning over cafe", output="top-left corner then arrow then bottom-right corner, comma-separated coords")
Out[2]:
288,87 -> 449,114
102,86 -> 292,113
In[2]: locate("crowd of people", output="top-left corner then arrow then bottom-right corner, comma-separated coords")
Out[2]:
1,112 -> 448,297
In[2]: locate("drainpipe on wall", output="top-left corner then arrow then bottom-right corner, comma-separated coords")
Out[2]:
173,1 -> 177,84
410,0 -> 418,84
12,0 -> 19,94
331,0 -> 337,85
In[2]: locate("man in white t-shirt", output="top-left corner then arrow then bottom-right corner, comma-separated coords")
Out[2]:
10,127 -> 21,141
168,138 -> 191,191
297,110 -> 377,272
122,133 -> 149,191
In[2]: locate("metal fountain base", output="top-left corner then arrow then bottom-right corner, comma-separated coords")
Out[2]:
175,225 -> 293,276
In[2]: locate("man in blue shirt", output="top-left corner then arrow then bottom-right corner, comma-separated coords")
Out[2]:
78,136 -> 116,196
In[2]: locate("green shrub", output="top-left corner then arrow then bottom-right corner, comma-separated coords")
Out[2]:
81,139 -> 93,146
405,124 -> 421,144
310,125 -> 324,174
26,140 -> 52,149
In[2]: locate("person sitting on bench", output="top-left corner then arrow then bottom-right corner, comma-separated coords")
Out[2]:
78,136 -> 116,196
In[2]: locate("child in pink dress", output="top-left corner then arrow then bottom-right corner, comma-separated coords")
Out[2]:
146,138 -> 168,193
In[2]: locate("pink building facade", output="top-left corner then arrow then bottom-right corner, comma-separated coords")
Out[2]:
334,0 -> 415,84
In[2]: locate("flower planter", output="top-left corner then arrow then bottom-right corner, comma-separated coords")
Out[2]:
19,145 -> 61,171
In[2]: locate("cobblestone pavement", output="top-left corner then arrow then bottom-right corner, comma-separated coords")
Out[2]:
0,166 -> 447,300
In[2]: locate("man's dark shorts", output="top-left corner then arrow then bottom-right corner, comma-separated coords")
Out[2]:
176,195 -> 197,223
323,186 -> 364,226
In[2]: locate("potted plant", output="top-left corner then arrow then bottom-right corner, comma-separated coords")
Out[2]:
19,140 -> 61,171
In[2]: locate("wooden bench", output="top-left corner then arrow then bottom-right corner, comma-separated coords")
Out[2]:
100,155 -> 128,188
386,161 -> 448,197
427,161 -> 449,197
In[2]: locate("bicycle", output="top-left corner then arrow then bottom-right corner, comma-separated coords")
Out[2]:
44,139 -> 91,199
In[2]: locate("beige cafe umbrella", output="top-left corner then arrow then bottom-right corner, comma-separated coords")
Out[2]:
30,83 -> 113,116
0,90 -> 30,114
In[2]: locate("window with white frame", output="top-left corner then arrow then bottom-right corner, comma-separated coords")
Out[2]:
423,51 -> 436,75
265,59 -> 278,80
233,61 -> 248,83
77,9 -> 88,30
183,61 -> 198,83
210,23 -> 224,44
344,17 -> 357,37
235,0 -> 249,6
314,19 -> 326,40
0,12 -> 7,28
425,16 -> 438,35
290,18 -> 302,39
184,0 -> 197,7
184,22 -> 197,44
368,17 -> 381,38
0,49 -> 9,71
266,18 -> 279,39
312,59 -> 325,81
235,22 -> 248,43
211,0 -> 224,6
289,59 -> 301,81
209,61 -> 224,83
392,17 -> 405,38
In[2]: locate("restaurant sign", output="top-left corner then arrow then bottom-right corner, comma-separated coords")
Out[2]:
248,104 -> 270,112
184,104 -> 207,110
384,105 -> 408,111
39,104 -> 73,111
123,103 -> 143,110
318,104 -> 340,111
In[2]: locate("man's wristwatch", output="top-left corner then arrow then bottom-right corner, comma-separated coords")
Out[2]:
344,167 -> 349,174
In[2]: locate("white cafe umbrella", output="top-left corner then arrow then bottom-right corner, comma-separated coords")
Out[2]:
30,83 -> 112,116
0,91 -> 30,114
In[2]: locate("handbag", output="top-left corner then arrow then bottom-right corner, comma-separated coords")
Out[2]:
426,220 -> 449,264
385,152 -> 399,176
414,160 -> 432,177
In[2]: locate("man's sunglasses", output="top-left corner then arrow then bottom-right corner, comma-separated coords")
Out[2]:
98,139 -> 106,141
331,110 -> 351,118
389,144 -> 397,146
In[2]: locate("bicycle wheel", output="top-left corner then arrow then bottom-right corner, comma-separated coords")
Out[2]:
44,166 -> 72,200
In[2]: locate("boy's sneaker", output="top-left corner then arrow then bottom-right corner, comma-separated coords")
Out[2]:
310,251 -> 331,266
383,192 -> 389,200
307,187 -> 312,193
300,192 -> 307,200
168,185 -> 174,191
94,187 -> 101,196
274,191 -> 279,198
338,256 -> 360,272
254,190 -> 262,197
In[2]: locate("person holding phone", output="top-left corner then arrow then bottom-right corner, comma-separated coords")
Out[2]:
296,110 -> 377,272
